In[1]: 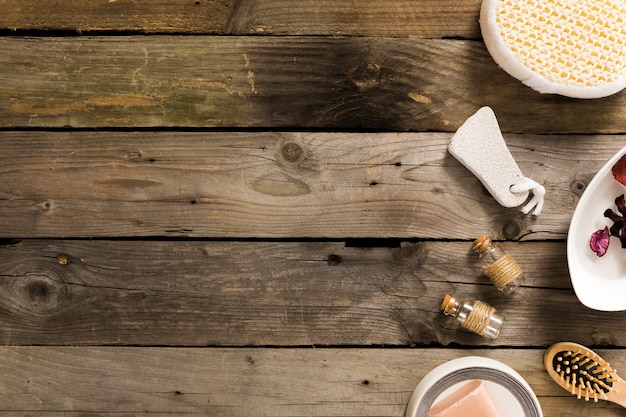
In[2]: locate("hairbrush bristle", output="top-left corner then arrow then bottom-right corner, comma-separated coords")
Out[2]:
551,347 -> 617,402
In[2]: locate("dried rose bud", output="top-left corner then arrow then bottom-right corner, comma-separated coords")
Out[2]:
590,226 -> 610,257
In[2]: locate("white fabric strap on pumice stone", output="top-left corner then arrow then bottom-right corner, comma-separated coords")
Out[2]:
448,106 -> 545,215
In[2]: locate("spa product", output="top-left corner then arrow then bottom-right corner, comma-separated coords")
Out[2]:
440,294 -> 504,339
405,356 -> 543,417
473,234 -> 524,293
544,341 -> 626,406
567,146 -> 626,311
480,0 -> 626,98
427,380 -> 505,417
448,107 -> 545,215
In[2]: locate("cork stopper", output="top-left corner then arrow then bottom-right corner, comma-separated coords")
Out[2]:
440,294 -> 458,315
472,234 -> 492,254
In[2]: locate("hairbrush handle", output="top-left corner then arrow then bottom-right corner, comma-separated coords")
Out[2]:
610,380 -> 626,408
545,342 -> 626,407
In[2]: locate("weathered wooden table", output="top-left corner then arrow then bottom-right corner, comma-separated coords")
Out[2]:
1,1 -> 625,415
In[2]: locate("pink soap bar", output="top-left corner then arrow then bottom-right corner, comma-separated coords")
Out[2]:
427,380 -> 504,417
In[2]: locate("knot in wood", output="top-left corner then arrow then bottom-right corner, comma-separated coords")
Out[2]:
349,63 -> 381,92
570,179 -> 587,195
398,242 -> 427,262
38,200 -> 55,211
281,142 -> 303,163
57,254 -> 70,265
501,220 -> 522,240
13,273 -> 68,316
570,173 -> 591,196
326,254 -> 342,266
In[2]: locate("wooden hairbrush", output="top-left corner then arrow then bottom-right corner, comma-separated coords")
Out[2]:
544,342 -> 626,406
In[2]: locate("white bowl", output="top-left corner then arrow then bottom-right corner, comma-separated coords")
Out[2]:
405,356 -> 542,417
568,146 -> 626,311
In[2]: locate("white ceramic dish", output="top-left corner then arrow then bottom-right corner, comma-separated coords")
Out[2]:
567,146 -> 626,311
405,356 -> 542,417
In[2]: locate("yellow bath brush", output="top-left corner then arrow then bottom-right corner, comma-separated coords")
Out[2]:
480,0 -> 626,98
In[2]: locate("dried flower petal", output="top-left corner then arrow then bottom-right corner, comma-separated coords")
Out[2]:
590,226 -> 610,257
612,154 -> 626,186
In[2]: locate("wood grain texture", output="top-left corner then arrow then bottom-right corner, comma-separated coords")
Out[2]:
0,0 -> 234,33
1,37 -> 625,132
0,239 -> 622,347
3,3 -> 626,416
226,0 -> 482,38
1,346 -> 625,416
0,131 -> 620,239
0,0 -> 481,38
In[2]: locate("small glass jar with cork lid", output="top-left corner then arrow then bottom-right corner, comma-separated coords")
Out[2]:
472,235 -> 524,294
440,293 -> 504,339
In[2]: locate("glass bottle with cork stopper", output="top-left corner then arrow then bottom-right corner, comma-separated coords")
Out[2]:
440,293 -> 504,339
472,235 -> 524,294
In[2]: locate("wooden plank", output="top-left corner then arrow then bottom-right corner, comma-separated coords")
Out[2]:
0,239 -> 622,347
0,346 -> 624,416
225,0 -> 483,38
1,36 -> 625,133
0,0 -> 482,38
0,0 -> 233,34
0,131 -> 621,239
